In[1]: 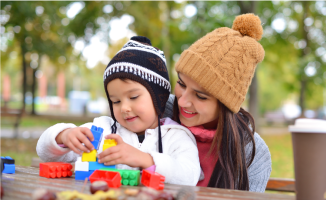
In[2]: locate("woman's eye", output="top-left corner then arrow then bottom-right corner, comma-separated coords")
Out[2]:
177,81 -> 186,88
112,101 -> 120,104
130,96 -> 138,100
196,94 -> 207,100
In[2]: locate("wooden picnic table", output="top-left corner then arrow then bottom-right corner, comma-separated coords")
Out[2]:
1,166 -> 295,200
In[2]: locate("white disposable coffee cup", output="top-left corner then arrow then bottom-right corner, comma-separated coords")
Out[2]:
289,119 -> 326,200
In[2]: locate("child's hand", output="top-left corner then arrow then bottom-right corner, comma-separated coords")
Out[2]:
56,127 -> 95,155
98,134 -> 154,169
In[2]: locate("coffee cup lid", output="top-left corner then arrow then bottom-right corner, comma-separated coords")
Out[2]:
289,118 -> 326,133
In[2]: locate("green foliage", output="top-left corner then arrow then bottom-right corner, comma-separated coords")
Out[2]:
1,1 -> 325,116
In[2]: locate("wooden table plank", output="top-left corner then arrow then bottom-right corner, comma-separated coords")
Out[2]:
1,166 -> 295,200
266,178 -> 295,192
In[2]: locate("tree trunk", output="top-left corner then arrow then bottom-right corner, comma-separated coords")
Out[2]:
31,55 -> 41,115
31,67 -> 37,115
21,43 -> 27,112
299,79 -> 306,116
299,1 -> 309,117
160,2 -> 172,92
249,70 -> 259,122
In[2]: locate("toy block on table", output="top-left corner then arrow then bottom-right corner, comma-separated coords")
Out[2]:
141,169 -> 165,190
90,125 -> 103,150
75,157 -> 89,172
1,157 -> 15,165
1,156 -> 15,174
75,170 -> 94,180
39,162 -> 73,178
89,170 -> 121,188
102,139 -> 117,151
82,149 -> 97,162
100,168 -> 140,186
89,161 -> 115,171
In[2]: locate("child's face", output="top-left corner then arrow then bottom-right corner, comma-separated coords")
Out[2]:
107,79 -> 158,135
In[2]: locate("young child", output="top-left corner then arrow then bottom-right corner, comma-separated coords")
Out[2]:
36,36 -> 200,186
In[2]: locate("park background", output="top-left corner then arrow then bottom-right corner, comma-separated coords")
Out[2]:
1,1 -> 326,186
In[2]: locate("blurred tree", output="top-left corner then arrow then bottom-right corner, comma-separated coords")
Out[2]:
2,2 -> 70,116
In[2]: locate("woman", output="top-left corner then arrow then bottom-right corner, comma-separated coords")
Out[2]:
164,13 -> 271,192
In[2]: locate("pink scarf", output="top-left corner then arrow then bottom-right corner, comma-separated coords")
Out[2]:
183,124 -> 218,187
185,124 -> 216,142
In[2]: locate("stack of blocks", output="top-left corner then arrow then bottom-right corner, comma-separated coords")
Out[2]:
1,156 -> 15,174
75,125 -> 117,181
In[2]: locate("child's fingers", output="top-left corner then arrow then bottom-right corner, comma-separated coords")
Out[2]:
71,138 -> 90,153
99,152 -> 121,165
81,127 -> 94,141
105,134 -> 123,144
97,146 -> 119,160
77,134 -> 94,151
67,142 -> 82,155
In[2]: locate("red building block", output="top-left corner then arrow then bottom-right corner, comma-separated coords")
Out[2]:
39,162 -> 73,178
141,169 -> 165,190
89,170 -> 121,188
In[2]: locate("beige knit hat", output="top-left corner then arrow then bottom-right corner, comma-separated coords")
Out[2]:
175,13 -> 265,113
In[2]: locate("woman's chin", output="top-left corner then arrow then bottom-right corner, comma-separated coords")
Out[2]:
180,118 -> 199,127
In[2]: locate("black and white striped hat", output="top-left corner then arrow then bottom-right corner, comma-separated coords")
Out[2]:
103,36 -> 170,153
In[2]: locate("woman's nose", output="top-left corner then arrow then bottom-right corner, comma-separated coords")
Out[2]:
178,90 -> 192,108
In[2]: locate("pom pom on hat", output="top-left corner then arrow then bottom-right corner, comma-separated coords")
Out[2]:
130,36 -> 152,45
232,13 -> 263,41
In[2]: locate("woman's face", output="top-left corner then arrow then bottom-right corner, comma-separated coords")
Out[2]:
174,73 -> 219,129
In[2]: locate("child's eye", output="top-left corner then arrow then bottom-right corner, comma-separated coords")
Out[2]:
112,101 -> 120,104
196,94 -> 207,100
177,81 -> 186,88
130,96 -> 138,100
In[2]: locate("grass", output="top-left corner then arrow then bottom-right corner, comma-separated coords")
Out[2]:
261,133 -> 294,179
1,115 -> 90,128
1,138 -> 38,166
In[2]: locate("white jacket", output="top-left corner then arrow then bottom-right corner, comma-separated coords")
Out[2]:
36,116 -> 201,186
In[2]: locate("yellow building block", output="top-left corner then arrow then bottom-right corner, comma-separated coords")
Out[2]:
82,149 -> 97,162
102,139 -> 117,151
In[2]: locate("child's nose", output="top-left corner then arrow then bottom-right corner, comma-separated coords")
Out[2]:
121,103 -> 131,113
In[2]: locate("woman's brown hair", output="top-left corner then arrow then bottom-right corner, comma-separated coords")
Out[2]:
172,98 -> 256,190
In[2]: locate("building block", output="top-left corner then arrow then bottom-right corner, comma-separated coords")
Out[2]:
1,157 -> 15,164
99,168 -> 140,186
89,162 -> 115,171
82,149 -> 97,162
75,170 -> 94,180
39,162 -> 73,178
1,156 -> 15,174
102,139 -> 117,151
90,125 -> 103,150
141,169 -> 165,190
3,164 -> 15,174
89,170 -> 121,188
75,157 -> 89,172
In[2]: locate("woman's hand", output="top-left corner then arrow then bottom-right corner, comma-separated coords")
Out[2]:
55,127 -> 95,155
98,134 -> 154,169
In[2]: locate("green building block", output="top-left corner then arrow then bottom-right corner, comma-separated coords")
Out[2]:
99,168 -> 140,186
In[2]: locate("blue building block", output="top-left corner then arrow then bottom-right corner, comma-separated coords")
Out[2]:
1,156 -> 15,164
3,164 -> 15,174
75,170 -> 94,180
89,161 -> 115,171
90,125 -> 103,150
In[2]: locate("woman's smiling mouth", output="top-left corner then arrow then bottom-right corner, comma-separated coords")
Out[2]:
180,107 -> 198,118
